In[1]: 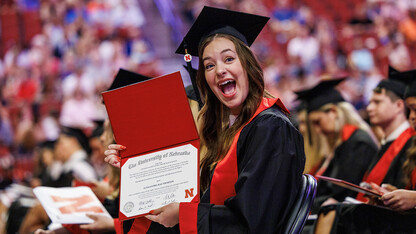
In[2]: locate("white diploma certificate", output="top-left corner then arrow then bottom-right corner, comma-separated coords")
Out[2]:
120,144 -> 198,218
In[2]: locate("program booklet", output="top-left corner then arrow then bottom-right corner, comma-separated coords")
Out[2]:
33,186 -> 112,224
317,175 -> 382,197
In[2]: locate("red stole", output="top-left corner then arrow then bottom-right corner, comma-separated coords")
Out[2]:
129,97 -> 287,232
357,127 -> 415,201
342,124 -> 359,142
210,98 -> 287,205
61,224 -> 90,234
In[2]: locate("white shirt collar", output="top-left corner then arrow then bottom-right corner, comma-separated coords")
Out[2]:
62,149 -> 88,172
383,121 -> 410,144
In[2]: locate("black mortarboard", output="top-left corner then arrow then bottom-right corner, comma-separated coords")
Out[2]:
175,6 -> 269,56
61,126 -> 90,154
90,123 -> 104,139
182,65 -> 199,102
388,65 -> 399,77
375,66 -> 407,99
294,101 -> 307,112
39,140 -> 56,150
107,69 -> 151,91
389,66 -> 416,99
295,78 -> 346,113
185,85 -> 197,102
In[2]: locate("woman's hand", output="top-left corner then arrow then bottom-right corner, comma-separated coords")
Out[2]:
34,228 -> 68,234
104,144 -> 126,168
363,183 -> 390,205
79,214 -> 115,231
145,203 -> 180,228
91,181 -> 111,201
381,190 -> 416,211
321,197 -> 338,207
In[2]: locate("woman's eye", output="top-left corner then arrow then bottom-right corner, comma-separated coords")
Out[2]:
225,57 -> 234,62
205,64 -> 214,70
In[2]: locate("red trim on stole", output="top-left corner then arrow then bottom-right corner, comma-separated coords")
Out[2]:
61,224 -> 90,234
179,202 -> 199,234
127,217 -> 152,234
210,98 -> 280,205
341,124 -> 358,142
114,218 -> 123,234
356,127 -> 416,201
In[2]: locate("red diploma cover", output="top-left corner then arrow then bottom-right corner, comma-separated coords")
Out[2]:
317,175 -> 382,198
102,71 -> 200,221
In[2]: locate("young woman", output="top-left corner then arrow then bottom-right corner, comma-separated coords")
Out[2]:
104,6 -> 305,234
296,78 -> 378,213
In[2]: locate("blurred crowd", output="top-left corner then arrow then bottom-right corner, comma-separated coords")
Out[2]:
0,0 -> 415,232
0,0 -> 164,188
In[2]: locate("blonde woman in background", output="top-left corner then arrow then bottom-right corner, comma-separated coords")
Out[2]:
296,78 -> 378,214
296,107 -> 329,174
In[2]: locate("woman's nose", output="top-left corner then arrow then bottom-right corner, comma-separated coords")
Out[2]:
216,63 -> 226,76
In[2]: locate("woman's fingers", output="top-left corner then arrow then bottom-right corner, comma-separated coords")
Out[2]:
104,145 -> 124,168
108,144 -> 126,151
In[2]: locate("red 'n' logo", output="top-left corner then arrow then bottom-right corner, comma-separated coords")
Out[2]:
185,188 -> 194,198
184,54 -> 192,62
51,195 -> 104,214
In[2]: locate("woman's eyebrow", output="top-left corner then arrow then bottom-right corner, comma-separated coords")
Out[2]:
203,49 -> 234,61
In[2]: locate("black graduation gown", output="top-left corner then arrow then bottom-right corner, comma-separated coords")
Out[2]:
123,98 -> 305,234
189,105 -> 305,234
312,128 -> 378,213
322,203 -> 416,234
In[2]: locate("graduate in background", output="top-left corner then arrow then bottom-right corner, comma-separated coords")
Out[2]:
295,102 -> 330,174
376,67 -> 416,210
356,68 -> 416,201
314,67 -> 416,234
295,78 -> 378,213
104,6 -> 305,234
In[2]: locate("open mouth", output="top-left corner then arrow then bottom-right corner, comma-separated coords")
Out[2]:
219,80 -> 236,96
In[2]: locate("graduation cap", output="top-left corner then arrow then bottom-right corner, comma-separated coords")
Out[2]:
388,66 -> 416,99
175,6 -> 269,109
294,78 -> 345,146
90,122 -> 104,139
61,126 -> 91,154
39,140 -> 56,150
107,69 -> 151,91
175,6 -> 269,56
295,78 -> 346,113
373,65 -> 407,99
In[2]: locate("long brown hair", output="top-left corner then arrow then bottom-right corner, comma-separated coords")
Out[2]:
197,34 -> 266,190
403,138 -> 416,188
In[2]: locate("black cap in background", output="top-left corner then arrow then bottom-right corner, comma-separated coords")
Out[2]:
61,126 -> 90,154
389,66 -> 416,99
375,66 -> 407,99
107,69 -> 151,91
175,6 -> 269,56
294,78 -> 346,113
